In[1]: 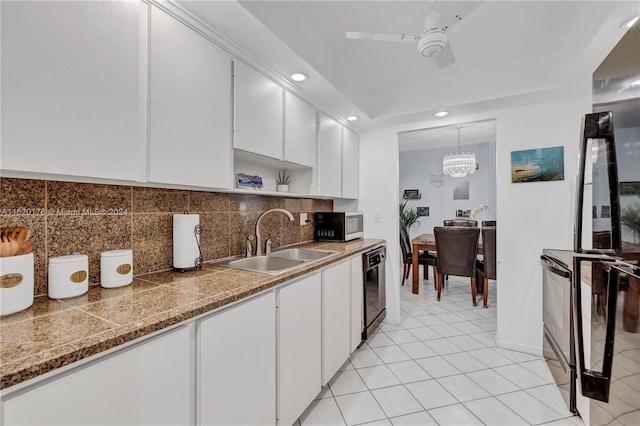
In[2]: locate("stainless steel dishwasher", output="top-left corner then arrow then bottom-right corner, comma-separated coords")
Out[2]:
362,246 -> 386,340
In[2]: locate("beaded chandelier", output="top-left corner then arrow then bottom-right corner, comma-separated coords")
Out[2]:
443,126 -> 476,178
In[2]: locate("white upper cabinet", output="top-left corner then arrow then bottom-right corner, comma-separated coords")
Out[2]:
149,7 -> 232,188
284,92 -> 317,167
317,113 -> 343,197
0,1 -> 147,182
234,61 -> 284,160
341,127 -> 360,199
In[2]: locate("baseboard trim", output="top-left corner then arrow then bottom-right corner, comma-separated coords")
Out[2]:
495,338 -> 542,357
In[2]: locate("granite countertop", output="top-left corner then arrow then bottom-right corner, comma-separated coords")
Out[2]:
0,239 -> 384,390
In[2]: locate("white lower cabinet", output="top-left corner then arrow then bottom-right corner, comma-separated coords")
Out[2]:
198,291 -> 276,426
1,253 -> 368,426
277,273 -> 322,426
350,254 -> 364,352
2,326 -> 194,426
321,260 -> 352,385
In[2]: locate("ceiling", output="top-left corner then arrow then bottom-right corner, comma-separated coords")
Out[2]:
178,0 -> 639,145
399,119 -> 496,152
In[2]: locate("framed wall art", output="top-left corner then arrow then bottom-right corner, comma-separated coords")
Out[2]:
403,189 -> 421,199
511,146 -> 564,183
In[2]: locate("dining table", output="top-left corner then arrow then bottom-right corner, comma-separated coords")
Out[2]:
411,233 -> 484,294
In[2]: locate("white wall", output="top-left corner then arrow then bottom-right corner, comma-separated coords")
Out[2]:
399,141 -> 497,239
358,130 -> 402,324
494,98 -> 590,353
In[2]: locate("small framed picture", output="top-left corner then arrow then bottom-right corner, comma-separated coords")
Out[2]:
620,181 -> 640,196
237,173 -> 263,190
601,205 -> 610,218
403,189 -> 421,200
417,207 -> 430,217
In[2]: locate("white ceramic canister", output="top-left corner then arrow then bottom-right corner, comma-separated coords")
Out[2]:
48,254 -> 88,299
0,252 -> 35,316
100,249 -> 133,288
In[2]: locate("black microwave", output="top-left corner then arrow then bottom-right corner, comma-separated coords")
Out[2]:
314,212 -> 364,242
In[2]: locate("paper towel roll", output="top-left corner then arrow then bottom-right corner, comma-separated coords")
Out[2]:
173,214 -> 202,270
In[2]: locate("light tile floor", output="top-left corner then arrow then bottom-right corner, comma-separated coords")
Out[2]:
296,275 -> 585,426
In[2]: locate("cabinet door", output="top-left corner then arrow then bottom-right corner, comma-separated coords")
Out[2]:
284,92 -> 317,167
350,255 -> 364,353
342,128 -> 360,199
278,273 -> 322,426
234,61 -> 283,160
1,1 -> 147,181
3,326 -> 194,425
321,260 -> 351,385
199,292 -> 276,426
317,114 -> 343,197
149,7 -> 232,188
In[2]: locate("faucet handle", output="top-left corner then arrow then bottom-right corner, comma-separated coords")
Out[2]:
265,238 -> 272,256
246,235 -> 254,257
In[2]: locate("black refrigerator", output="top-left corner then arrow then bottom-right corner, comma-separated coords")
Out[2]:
541,23 -> 640,426
542,113 -> 639,426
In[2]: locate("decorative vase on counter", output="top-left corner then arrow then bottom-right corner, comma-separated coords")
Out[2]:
277,184 -> 289,193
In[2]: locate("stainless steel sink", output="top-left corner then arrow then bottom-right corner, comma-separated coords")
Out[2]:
216,248 -> 338,274
269,248 -> 338,262
227,256 -> 304,273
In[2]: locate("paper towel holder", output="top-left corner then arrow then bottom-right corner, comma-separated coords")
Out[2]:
173,212 -> 204,273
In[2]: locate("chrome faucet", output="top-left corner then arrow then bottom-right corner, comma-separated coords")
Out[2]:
255,208 -> 294,256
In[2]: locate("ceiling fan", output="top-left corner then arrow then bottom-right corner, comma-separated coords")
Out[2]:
345,1 -> 477,69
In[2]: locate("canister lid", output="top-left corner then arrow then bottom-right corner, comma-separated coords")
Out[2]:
49,254 -> 88,264
101,249 -> 132,258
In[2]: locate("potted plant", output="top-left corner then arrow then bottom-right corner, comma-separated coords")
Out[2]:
275,169 -> 291,192
621,202 -> 640,243
399,200 -> 420,230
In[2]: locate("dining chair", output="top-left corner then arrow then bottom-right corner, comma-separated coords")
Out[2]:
476,226 -> 496,308
481,220 -> 496,227
399,219 -> 437,285
592,230 -> 611,316
434,226 -> 480,305
443,219 -> 478,227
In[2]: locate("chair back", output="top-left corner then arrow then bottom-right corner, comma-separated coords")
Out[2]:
434,226 -> 480,277
399,219 -> 412,263
443,219 -> 478,227
481,226 -> 497,280
482,220 -> 496,227
593,230 -> 611,249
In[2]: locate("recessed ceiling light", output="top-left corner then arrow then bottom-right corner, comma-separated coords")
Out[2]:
290,73 -> 308,82
631,79 -> 640,87
434,111 -> 449,117
346,115 -> 359,121
622,14 -> 640,29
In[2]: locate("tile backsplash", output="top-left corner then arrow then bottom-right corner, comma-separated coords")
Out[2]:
0,178 -> 332,296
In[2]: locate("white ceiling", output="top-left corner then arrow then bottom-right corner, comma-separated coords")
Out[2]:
178,0 -> 639,146
399,119 -> 496,152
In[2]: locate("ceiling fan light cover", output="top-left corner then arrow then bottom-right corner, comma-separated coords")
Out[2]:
418,29 -> 448,57
443,152 -> 476,177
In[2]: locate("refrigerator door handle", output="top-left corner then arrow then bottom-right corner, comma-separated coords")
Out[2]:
540,256 -> 571,278
572,257 -> 619,402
